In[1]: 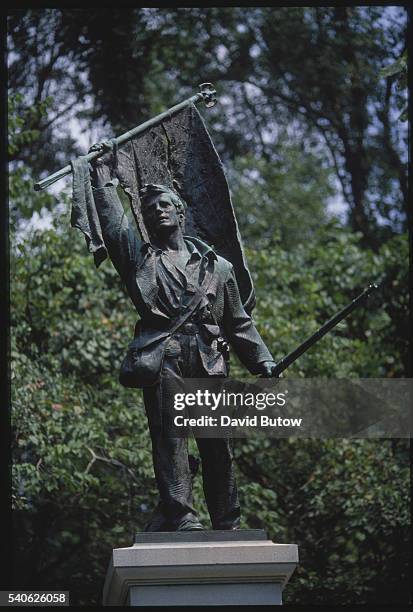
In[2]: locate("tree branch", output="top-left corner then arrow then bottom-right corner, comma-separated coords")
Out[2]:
85,447 -> 141,485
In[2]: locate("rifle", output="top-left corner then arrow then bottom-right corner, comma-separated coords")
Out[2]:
271,283 -> 379,377
33,83 -> 217,192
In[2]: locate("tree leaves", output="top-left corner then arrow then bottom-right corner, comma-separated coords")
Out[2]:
11,198 -> 409,603
8,8 -> 409,601
8,7 -> 408,238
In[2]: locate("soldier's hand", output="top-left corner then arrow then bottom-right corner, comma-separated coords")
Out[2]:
258,361 -> 277,377
88,140 -> 119,187
258,361 -> 283,379
88,140 -> 116,167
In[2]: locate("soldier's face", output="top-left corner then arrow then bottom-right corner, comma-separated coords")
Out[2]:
142,194 -> 180,233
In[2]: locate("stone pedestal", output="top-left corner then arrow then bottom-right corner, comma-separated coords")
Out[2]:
103,530 -> 298,606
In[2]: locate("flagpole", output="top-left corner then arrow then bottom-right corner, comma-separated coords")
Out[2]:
33,83 -> 217,192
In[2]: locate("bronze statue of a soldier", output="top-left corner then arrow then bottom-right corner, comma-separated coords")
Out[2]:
88,142 -> 277,531
35,86 -> 377,534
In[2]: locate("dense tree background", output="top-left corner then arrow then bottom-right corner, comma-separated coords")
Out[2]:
8,7 -> 410,606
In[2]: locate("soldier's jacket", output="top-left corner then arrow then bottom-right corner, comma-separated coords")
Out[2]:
92,181 -> 274,383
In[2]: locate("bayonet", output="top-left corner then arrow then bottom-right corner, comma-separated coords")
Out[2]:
272,283 -> 379,377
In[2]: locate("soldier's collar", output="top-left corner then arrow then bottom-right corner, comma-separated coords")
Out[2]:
183,236 -> 218,261
140,236 -> 217,261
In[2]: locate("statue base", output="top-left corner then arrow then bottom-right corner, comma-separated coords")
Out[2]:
102,530 -> 298,606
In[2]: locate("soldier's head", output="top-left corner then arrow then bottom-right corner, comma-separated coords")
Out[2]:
139,184 -> 187,236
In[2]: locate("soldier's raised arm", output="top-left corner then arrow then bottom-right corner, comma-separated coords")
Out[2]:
89,142 -> 142,288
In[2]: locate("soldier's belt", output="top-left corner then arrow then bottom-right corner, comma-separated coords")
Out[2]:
179,322 -> 200,335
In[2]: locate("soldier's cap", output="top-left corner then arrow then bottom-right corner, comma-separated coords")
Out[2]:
139,183 -> 187,214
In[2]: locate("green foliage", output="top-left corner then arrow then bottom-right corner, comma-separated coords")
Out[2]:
8,7 -> 408,238
229,144 -> 334,250
379,50 -> 408,122
11,207 -> 409,604
380,49 -> 407,80
129,6 -> 408,238
9,94 -> 53,157
235,438 -> 410,604
246,226 -> 409,378
8,9 -> 409,605
9,94 -> 56,228
11,218 -> 157,602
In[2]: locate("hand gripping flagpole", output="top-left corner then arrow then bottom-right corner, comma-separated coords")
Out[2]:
33,83 -> 217,192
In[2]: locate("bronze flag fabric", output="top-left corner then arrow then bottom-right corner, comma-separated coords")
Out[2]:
113,103 -> 256,314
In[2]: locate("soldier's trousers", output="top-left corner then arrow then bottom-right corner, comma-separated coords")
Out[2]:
143,328 -> 240,530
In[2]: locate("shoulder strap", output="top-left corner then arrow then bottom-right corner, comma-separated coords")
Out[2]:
167,281 -> 209,336
133,257 -> 216,343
